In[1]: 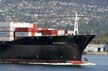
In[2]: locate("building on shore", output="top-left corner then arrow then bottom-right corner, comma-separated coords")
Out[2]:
104,44 -> 108,52
84,44 -> 108,54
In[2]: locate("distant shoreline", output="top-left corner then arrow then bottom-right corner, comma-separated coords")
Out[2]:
84,52 -> 108,55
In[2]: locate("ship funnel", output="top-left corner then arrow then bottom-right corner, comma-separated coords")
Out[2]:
74,12 -> 79,35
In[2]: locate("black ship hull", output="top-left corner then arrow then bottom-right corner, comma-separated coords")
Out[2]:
0,35 -> 95,64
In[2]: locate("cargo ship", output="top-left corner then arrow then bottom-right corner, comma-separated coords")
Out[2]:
0,13 -> 95,65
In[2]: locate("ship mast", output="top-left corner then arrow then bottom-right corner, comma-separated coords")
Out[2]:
74,12 -> 79,35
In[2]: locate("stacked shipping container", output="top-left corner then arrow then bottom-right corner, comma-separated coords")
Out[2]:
38,30 -> 57,36
0,22 -> 14,41
15,28 -> 33,40
14,24 -> 41,40
0,22 -> 74,41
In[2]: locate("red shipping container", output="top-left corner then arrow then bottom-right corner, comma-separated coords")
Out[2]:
38,30 -> 57,36
15,28 -> 36,32
50,30 -> 57,36
15,28 -> 32,32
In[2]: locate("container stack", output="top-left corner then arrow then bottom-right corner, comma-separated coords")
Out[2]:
10,22 -> 33,28
0,22 -> 14,41
14,24 -> 40,40
38,28 -> 57,36
0,22 -> 74,41
37,28 -> 74,36
14,28 -> 33,40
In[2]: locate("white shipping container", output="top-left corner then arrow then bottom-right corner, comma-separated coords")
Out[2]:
48,28 -> 55,30
0,32 -> 14,37
0,22 -> 11,27
67,30 -> 74,35
0,37 -> 14,41
38,28 -> 42,30
35,33 -> 42,36
0,27 -> 14,32
15,32 -> 32,37
57,30 -> 65,36
0,22 -> 33,30
11,22 -> 33,28
19,23 -> 33,28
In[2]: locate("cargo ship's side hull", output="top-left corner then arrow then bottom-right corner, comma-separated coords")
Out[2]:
0,35 -> 95,63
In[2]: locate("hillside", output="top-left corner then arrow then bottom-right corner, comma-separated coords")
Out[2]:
0,0 -> 108,43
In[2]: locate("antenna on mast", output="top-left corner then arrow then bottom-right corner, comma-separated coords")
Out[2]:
74,12 -> 79,35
